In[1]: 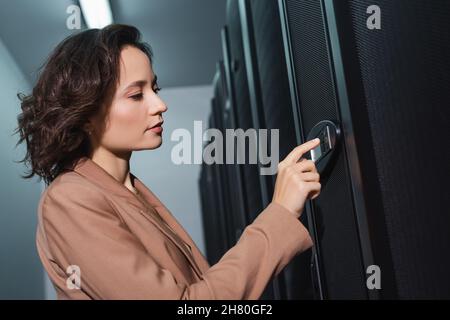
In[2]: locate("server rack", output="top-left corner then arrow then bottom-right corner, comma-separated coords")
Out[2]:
279,0 -> 450,299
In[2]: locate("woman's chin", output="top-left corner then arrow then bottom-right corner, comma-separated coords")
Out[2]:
132,133 -> 163,150
145,137 -> 163,150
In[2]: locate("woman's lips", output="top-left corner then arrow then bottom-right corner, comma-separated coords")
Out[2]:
147,125 -> 163,134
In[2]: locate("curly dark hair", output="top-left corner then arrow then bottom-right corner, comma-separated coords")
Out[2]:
14,24 -> 153,185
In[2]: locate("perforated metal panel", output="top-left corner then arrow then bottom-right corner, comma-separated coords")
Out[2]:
199,112 -> 228,265
226,0 -> 264,224
346,0 -> 450,298
249,0 -> 313,300
283,0 -> 450,299
285,0 -> 368,299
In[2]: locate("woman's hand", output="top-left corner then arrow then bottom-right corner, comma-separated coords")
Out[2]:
271,138 -> 322,219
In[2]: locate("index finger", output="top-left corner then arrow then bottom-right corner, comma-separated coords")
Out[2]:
283,138 -> 320,165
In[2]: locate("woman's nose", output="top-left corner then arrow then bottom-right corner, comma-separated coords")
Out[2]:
160,99 -> 168,113
150,95 -> 168,114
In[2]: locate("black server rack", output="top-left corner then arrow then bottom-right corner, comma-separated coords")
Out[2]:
224,0 -> 263,228
222,16 -> 278,299
237,0 -> 314,299
199,115 -> 226,266
216,58 -> 249,246
224,0 -> 292,300
279,0 -> 450,299
212,63 -> 238,251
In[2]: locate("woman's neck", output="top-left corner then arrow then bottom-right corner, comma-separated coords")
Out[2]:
89,147 -> 136,193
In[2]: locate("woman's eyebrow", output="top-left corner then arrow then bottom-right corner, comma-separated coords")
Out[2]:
122,76 -> 158,93
123,80 -> 146,93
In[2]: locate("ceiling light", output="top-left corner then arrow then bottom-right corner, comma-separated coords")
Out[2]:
79,0 -> 113,29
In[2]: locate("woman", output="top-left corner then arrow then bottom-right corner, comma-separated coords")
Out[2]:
15,24 -> 321,299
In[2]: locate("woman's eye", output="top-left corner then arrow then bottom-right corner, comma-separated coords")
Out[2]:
130,93 -> 143,101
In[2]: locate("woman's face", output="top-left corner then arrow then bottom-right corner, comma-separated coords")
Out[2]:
89,45 -> 168,155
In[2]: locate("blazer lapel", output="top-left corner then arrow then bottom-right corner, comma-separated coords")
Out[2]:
71,156 -> 204,279
131,178 -> 205,278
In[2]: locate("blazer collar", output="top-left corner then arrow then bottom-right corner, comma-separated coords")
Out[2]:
71,157 -> 171,217
71,156 -> 142,201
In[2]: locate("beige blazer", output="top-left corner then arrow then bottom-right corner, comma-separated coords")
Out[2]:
36,156 -> 313,299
